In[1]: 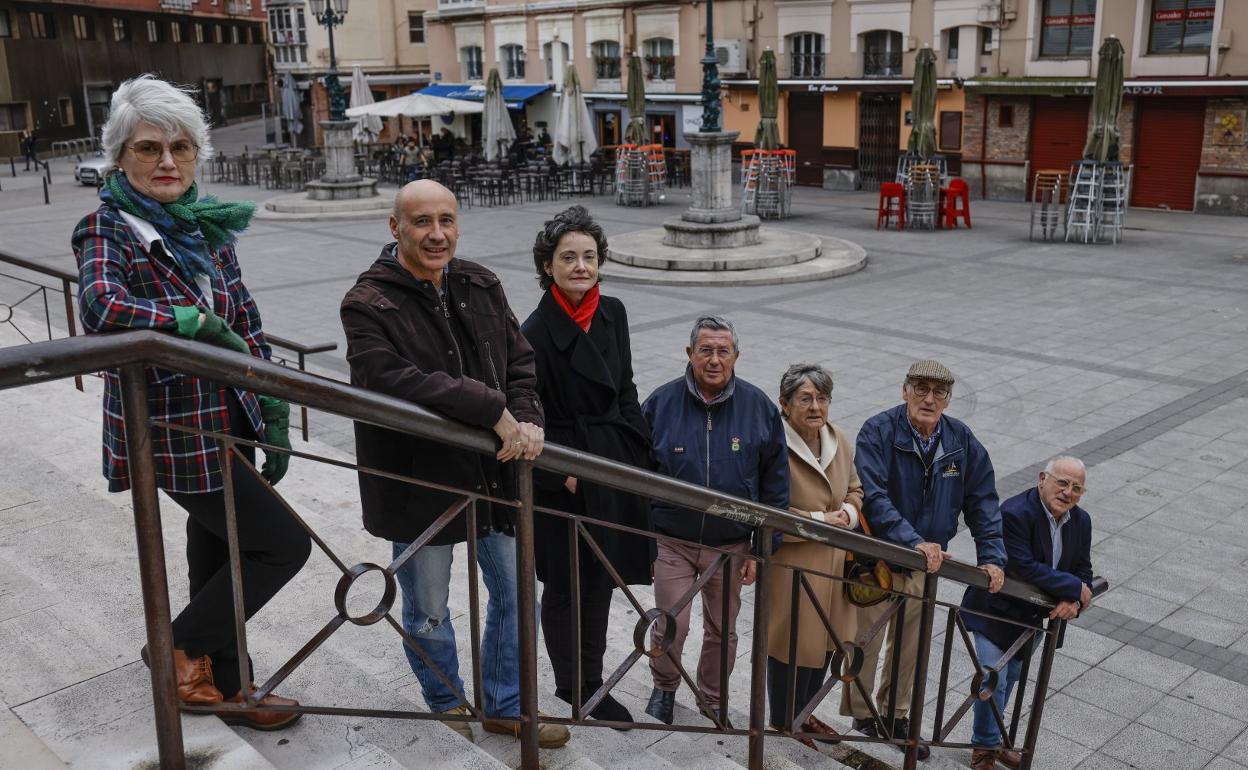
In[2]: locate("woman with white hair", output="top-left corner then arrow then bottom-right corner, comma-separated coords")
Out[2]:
72,74 -> 309,730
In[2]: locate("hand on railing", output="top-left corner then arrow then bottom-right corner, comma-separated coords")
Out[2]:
258,396 -> 291,485
979,563 -> 1005,593
915,541 -> 950,573
493,407 -> 544,462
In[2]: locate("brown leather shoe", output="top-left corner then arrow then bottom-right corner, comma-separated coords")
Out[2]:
796,735 -> 818,750
220,687 -> 303,731
173,649 -> 224,705
482,714 -> 570,748
803,715 -> 842,745
998,748 -> 1022,769
971,748 -> 998,770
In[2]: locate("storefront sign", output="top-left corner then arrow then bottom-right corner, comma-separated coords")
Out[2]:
1154,7 -> 1215,22
1215,110 -> 1245,145
681,104 -> 702,134
805,84 -> 840,93
1074,85 -> 1166,96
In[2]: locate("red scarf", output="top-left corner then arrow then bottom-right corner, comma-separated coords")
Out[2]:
551,283 -> 600,332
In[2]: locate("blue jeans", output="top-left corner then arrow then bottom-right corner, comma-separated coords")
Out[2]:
970,633 -> 1028,748
392,533 -> 519,716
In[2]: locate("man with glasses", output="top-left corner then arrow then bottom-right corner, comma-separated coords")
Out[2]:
845,360 -> 1007,760
640,316 -> 790,725
960,456 -> 1093,770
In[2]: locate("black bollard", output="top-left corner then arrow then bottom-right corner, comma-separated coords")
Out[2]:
42,176 -> 49,205
44,161 -> 51,184
9,157 -> 14,177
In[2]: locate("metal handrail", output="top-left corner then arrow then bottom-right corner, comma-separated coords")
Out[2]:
0,329 -> 1066,609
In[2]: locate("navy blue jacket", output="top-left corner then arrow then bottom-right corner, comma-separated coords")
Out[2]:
855,404 -> 1006,567
642,369 -> 789,545
961,488 -> 1093,650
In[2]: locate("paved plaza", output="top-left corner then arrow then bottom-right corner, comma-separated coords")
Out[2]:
2,121 -> 1248,770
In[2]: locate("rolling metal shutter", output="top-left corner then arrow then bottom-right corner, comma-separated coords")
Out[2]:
1131,97 -> 1206,211
1028,96 -> 1090,200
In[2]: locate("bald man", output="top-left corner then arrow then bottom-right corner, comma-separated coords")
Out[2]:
341,181 -> 568,747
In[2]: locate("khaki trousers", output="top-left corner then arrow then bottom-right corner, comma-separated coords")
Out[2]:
840,570 -> 926,720
649,539 -> 751,708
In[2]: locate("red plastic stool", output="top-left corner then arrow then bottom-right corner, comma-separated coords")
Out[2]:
944,179 -> 972,229
877,182 -> 906,230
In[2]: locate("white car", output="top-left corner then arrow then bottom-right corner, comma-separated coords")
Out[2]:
74,153 -> 113,186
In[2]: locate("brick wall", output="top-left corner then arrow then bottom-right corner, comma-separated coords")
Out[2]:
1201,97 -> 1248,170
1119,97 -> 1136,165
963,93 -> 1031,160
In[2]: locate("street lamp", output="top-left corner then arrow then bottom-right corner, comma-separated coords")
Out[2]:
308,0 -> 350,122
699,0 -> 722,132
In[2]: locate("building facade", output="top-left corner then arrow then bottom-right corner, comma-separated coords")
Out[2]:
0,0 -> 267,154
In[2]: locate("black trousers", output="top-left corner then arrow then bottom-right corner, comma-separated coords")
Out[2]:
767,652 -> 834,730
164,397 -> 311,697
541,579 -> 615,696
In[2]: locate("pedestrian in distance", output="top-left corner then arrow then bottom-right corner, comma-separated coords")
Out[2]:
521,204 -> 655,728
340,179 -> 570,748
73,74 -> 308,730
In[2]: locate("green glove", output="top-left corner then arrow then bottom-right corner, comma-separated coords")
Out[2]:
192,312 -> 251,356
258,395 -> 291,485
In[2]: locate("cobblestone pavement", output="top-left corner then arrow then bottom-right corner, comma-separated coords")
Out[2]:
3,120 -> 1248,769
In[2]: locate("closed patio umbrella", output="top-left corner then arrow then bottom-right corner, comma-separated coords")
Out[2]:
1083,36 -> 1124,162
483,68 -> 515,162
349,65 -> 383,143
907,45 -> 937,160
624,53 -> 648,145
553,66 -> 598,164
346,93 -> 483,119
279,72 -> 303,148
754,48 -> 780,150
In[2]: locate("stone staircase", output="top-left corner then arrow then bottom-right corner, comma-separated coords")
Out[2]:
0,315 -> 983,770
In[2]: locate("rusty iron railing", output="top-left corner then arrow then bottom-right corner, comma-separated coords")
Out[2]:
0,331 -> 1106,770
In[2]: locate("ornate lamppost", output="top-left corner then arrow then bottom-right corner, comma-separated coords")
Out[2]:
304,0 -> 377,201
308,0 -> 349,122
699,0 -> 722,132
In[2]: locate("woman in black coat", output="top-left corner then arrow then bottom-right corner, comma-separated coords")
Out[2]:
521,205 -> 654,726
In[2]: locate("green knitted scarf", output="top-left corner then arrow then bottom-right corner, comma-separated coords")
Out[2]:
104,172 -> 256,251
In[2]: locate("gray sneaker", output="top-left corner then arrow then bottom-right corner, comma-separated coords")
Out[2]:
438,705 -> 475,741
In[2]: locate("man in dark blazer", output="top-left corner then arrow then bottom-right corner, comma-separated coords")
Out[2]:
961,456 -> 1094,770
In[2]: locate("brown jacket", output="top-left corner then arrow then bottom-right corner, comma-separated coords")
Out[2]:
340,249 -> 543,545
765,420 -> 864,667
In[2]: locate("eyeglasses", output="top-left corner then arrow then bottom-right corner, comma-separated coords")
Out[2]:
694,346 -> 734,360
794,394 -> 830,408
1046,476 -> 1087,496
907,382 -> 951,400
128,139 -> 199,163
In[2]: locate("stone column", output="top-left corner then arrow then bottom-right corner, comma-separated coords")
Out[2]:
682,130 -> 740,224
306,119 -> 378,201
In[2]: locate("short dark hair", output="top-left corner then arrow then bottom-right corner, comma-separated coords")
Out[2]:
532,205 -> 608,290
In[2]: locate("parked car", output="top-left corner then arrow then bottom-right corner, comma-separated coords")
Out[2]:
74,153 -> 113,187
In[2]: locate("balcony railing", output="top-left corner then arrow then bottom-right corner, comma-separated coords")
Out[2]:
0,325 -> 1107,770
225,0 -> 252,16
594,56 -> 621,80
437,0 -> 485,12
789,52 -> 825,79
160,0 -> 194,11
864,51 -> 903,77
645,55 -> 675,81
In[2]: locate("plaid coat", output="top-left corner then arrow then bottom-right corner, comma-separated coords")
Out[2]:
73,204 -> 271,494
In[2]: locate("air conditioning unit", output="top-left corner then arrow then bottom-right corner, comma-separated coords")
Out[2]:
977,3 -> 1002,23
716,40 -> 748,76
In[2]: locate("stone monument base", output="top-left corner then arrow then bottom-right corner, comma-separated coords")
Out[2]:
661,215 -> 762,249
305,177 -> 378,201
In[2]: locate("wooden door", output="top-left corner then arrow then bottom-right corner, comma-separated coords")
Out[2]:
786,92 -> 825,186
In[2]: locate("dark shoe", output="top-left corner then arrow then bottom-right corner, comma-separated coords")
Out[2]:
803,715 -> 842,745
142,645 -> 224,706
700,703 -> 733,729
890,718 -> 930,760
998,748 -> 1022,769
971,748 -> 998,770
555,688 -> 633,730
220,687 -> 303,731
852,717 -> 879,738
796,735 -> 818,750
645,688 -> 675,725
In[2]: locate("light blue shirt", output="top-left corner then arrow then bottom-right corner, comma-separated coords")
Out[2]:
1039,497 -> 1068,568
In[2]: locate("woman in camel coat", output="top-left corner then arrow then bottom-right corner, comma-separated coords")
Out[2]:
764,363 -> 864,747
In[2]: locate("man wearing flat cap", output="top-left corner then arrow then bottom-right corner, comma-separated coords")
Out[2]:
842,360 -> 1006,759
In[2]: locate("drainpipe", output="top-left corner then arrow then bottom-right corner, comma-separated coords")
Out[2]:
980,93 -> 989,199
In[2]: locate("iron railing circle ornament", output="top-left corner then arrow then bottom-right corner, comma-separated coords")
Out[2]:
0,303 -> 11,324
636,607 -> 678,658
971,666 -> 1000,701
334,562 -> 396,626
830,641 -> 866,682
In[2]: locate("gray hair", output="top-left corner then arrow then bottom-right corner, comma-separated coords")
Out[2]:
779,363 -> 833,404
1043,456 -> 1086,475
101,74 -> 214,164
688,315 -> 739,352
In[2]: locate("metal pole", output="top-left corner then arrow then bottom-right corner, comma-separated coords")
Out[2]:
902,574 -> 939,770
1019,619 -> 1062,770
747,527 -> 772,770
61,277 -> 83,391
119,364 -> 186,770
42,177 -> 49,205
297,352 -> 309,441
514,461 -> 540,770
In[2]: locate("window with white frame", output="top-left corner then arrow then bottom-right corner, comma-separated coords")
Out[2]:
462,46 -> 484,79
863,30 -> 902,77
592,40 -> 621,79
268,6 -> 307,64
788,32 -> 824,78
1148,0 -> 1215,54
501,44 -> 526,79
980,26 -> 993,54
946,27 -> 960,60
643,37 -> 674,80
408,12 -> 424,44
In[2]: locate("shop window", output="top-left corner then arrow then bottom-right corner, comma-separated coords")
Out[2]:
788,33 -> 824,78
461,46 -> 483,80
946,28 -> 959,60
230,25 -> 240,44
59,97 -> 75,127
112,18 -> 129,42
863,30 -> 902,77
643,37 -> 675,80
998,104 -> 1014,127
939,111 -> 962,151
73,14 -> 94,40
1149,0 -> 1215,54
500,44 -> 525,79
647,112 -> 675,147
596,110 -> 619,145
1040,0 -> 1095,57
213,24 -> 223,44
592,40 -> 621,80
0,103 -> 28,131
171,21 -> 184,43
29,11 -> 55,39
408,12 -> 424,44
147,19 -> 162,42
